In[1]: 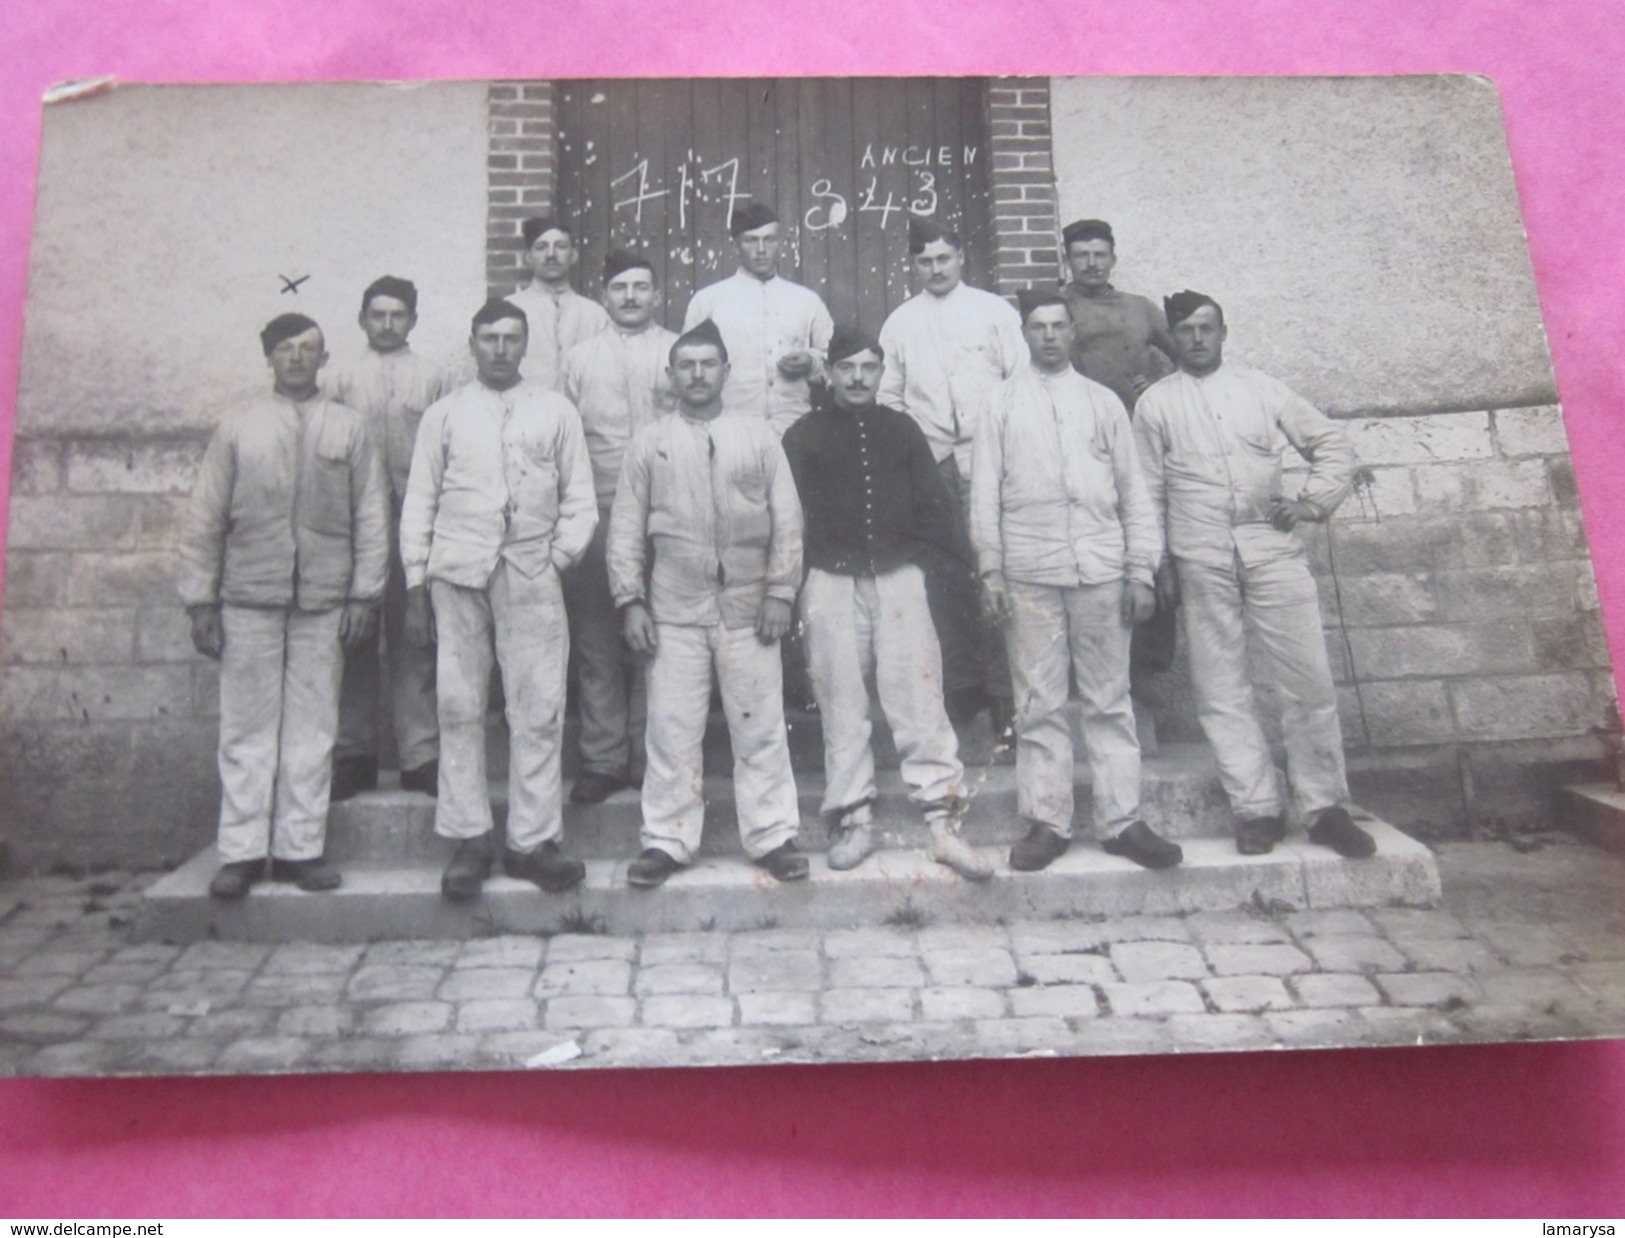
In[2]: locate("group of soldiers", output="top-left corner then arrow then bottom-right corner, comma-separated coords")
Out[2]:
178,203 -> 1375,904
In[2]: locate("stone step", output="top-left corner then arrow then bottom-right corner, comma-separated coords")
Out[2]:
1558,782 -> 1625,852
328,744 -> 1235,863
135,815 -> 1440,943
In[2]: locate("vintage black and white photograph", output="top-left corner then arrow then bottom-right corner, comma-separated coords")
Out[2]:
0,73 -> 1620,1078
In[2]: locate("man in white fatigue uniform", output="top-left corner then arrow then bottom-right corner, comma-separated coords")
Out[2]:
607,319 -> 809,888
400,298 -> 599,900
180,313 -> 388,899
972,291 -> 1180,872
682,201 -> 834,439
878,216 -> 1025,732
1060,218 -> 1181,755
782,324 -> 992,881
561,248 -> 678,804
507,215 -> 612,393
329,275 -> 450,801
1133,290 -> 1374,859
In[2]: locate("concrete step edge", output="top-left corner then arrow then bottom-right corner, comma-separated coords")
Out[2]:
137,822 -> 1440,942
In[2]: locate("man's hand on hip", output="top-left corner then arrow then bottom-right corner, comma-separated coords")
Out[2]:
623,602 -> 660,656
1268,498 -> 1319,533
756,597 -> 793,644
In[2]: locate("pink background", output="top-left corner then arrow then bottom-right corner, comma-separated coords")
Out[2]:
2,0 -> 1624,1218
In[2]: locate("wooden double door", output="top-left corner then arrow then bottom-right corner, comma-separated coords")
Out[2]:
555,77 -> 995,337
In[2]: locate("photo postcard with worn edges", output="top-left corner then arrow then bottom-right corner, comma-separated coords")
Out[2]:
1,73 -> 1620,1079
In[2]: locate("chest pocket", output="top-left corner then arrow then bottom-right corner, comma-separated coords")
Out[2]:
1085,422 -> 1115,465
1060,423 -> 1116,509
950,338 -> 996,374
1234,426 -> 1280,458
508,433 -> 561,531
731,455 -> 770,505
305,433 -> 354,537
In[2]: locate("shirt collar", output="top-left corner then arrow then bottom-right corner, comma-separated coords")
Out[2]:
1180,361 -> 1227,384
529,281 -> 578,302
477,378 -> 526,404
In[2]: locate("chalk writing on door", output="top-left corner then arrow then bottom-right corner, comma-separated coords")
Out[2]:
604,144 -> 979,234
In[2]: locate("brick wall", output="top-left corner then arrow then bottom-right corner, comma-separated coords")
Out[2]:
485,80 -> 555,298
1,433 -> 218,868
486,77 -> 1059,301
986,79 -> 1062,298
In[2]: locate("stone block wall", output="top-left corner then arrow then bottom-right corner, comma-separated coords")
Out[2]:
1,433 -> 218,868
1293,404 -> 1613,751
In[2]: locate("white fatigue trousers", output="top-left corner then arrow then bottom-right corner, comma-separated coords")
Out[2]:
563,511 -> 646,778
216,605 -> 344,863
1177,551 -> 1349,821
642,622 -> 800,864
1005,578 -> 1142,839
431,561 -> 569,851
800,566 -> 963,819
337,517 -> 440,770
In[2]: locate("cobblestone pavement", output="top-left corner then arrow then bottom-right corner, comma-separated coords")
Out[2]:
2,837 -> 1624,1077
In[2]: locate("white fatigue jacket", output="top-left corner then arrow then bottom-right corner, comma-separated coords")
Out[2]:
683,270 -> 834,426
399,380 -> 597,590
972,367 -> 1161,590
562,323 -> 680,508
327,347 -> 451,505
508,284 -> 613,393
876,282 -> 1027,474
607,410 -> 804,630
179,392 -> 389,613
1132,364 -> 1355,570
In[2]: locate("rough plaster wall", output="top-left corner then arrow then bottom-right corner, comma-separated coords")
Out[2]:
1049,75 -> 1557,415
17,81 -> 490,436
1,81 -> 491,867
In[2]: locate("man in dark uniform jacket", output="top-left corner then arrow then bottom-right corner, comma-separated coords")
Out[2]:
781,325 -> 992,880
